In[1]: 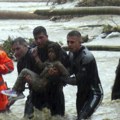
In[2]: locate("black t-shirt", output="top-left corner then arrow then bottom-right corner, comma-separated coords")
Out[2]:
17,49 -> 36,74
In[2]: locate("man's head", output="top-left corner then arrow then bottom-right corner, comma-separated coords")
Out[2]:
33,26 -> 48,48
12,37 -> 28,60
67,30 -> 82,52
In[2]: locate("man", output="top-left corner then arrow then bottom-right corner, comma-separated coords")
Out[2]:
2,43 -> 69,99
11,37 -> 36,118
111,59 -> 120,100
65,30 -> 103,120
31,26 -> 69,116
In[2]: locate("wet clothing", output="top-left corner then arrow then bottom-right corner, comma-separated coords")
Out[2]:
31,41 -> 69,116
13,61 -> 69,94
0,50 -> 14,112
111,59 -> 120,100
68,46 -> 103,119
17,49 -> 36,74
16,48 -> 36,118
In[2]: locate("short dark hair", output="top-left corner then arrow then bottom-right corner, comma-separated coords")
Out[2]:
12,37 -> 28,47
33,26 -> 47,37
67,30 -> 81,37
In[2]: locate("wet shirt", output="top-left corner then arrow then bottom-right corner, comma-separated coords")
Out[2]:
69,46 -> 103,96
17,49 -> 36,74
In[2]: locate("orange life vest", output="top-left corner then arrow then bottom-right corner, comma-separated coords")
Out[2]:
0,50 -> 14,111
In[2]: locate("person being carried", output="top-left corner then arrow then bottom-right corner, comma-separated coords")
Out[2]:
0,46 -> 14,112
1,43 -> 69,100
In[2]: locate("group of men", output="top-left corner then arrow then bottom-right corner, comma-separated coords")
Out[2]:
1,26 -> 103,120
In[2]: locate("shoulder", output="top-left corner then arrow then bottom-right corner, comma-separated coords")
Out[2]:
47,40 -> 55,46
60,48 -> 67,56
0,50 -> 6,56
21,49 -> 35,63
81,47 -> 94,64
26,49 -> 33,58
0,50 -> 10,60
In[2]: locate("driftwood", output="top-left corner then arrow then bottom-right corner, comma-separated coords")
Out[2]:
0,6 -> 120,19
0,11 -> 49,19
34,6 -> 120,16
62,45 -> 120,51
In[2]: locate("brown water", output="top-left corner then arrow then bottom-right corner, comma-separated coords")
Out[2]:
1,51 -> 120,120
0,2 -> 120,120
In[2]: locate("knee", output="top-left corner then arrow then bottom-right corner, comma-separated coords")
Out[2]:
21,68 -> 30,74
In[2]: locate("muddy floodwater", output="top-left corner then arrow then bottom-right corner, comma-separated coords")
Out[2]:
0,1 -> 120,120
1,51 -> 120,120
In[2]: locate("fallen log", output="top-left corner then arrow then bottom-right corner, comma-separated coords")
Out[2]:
62,45 -> 120,51
34,6 -> 120,16
0,11 -> 49,19
86,45 -> 120,51
0,6 -> 120,19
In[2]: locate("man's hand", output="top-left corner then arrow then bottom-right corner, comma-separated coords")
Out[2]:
31,47 -> 42,63
31,47 -> 38,58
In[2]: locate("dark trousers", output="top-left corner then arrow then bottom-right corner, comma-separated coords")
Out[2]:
24,94 -> 34,119
77,94 -> 103,120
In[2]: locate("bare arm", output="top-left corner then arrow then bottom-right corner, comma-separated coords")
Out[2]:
53,61 -> 77,85
31,47 -> 49,71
